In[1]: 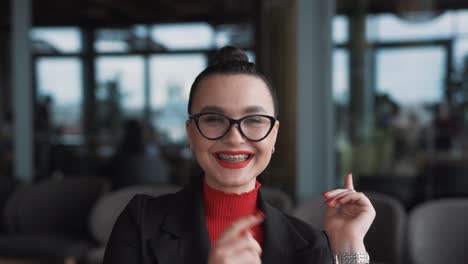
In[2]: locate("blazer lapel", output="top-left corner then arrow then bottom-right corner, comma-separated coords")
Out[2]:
259,190 -> 310,264
149,180 -> 211,264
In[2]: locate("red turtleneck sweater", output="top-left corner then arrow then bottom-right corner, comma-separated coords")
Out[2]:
203,179 -> 264,246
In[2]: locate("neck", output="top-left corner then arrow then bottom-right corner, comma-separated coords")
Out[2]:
204,176 -> 256,194
202,177 -> 264,244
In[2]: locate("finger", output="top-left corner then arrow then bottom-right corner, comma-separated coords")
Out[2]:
323,188 -> 352,199
213,233 -> 262,260
344,173 -> 354,190
245,232 -> 262,255
230,249 -> 262,264
219,232 -> 262,256
232,232 -> 262,256
325,189 -> 355,207
323,189 -> 354,201
336,192 -> 373,207
217,213 -> 264,244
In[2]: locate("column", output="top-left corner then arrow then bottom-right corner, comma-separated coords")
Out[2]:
296,0 -> 335,201
12,0 -> 33,182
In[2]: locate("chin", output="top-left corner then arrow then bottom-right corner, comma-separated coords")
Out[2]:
212,171 -> 256,190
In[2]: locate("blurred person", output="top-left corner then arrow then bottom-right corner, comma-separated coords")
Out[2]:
0,112 -> 13,177
116,119 -> 146,156
107,118 -> 170,188
433,102 -> 457,151
103,46 -> 375,264
35,95 -> 52,133
35,95 -> 54,180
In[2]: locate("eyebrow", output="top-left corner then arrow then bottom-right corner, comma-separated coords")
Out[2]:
243,106 -> 267,114
199,106 -> 225,114
199,105 -> 268,115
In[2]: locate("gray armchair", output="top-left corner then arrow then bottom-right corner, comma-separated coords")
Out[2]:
86,184 -> 181,264
0,176 -> 109,264
408,199 -> 468,264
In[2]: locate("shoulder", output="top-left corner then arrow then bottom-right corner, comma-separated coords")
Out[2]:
127,191 -> 181,210
120,189 -> 186,229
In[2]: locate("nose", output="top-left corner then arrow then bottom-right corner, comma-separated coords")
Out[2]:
222,124 -> 246,145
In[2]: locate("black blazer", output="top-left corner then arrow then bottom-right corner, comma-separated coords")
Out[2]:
103,180 -> 332,264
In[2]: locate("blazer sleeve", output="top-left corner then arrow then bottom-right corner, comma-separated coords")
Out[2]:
103,195 -> 144,264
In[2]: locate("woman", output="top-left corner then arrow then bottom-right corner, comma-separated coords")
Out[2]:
103,46 -> 375,264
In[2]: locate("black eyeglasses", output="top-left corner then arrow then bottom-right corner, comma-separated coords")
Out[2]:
189,112 -> 277,142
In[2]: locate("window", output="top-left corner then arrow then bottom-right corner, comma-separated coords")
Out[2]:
366,13 -> 455,42
376,46 -> 445,105
214,24 -> 254,48
31,27 -> 82,54
333,16 -> 349,44
151,23 -> 214,50
36,57 -> 83,144
333,49 -> 350,105
96,56 -> 145,118
95,26 -> 151,52
150,54 -> 207,143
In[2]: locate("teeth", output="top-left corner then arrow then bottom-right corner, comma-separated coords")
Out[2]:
217,153 -> 250,162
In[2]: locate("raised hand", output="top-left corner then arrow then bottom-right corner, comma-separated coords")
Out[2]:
323,174 -> 376,254
208,214 -> 264,264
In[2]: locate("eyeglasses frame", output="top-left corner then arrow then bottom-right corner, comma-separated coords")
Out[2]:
188,112 -> 277,142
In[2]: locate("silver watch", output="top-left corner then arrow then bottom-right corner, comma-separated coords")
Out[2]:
333,252 -> 370,264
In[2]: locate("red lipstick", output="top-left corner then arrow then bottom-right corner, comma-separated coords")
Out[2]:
213,151 -> 254,169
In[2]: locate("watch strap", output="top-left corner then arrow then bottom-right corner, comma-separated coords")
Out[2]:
333,252 -> 370,264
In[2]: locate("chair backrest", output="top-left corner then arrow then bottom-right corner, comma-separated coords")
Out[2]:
0,177 -> 17,233
110,156 -> 170,189
293,192 -> 407,264
365,192 -> 407,264
89,184 -> 181,244
4,177 -> 109,238
260,186 -> 294,212
408,199 -> 468,264
292,195 -> 326,230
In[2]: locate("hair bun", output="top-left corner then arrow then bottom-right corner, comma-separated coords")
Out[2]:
212,46 -> 249,65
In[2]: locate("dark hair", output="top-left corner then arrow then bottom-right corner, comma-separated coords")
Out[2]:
187,46 -> 278,116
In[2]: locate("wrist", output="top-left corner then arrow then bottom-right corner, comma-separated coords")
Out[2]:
333,252 -> 370,264
330,239 -> 366,255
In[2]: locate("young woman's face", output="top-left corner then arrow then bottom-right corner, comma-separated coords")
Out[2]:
186,74 -> 279,193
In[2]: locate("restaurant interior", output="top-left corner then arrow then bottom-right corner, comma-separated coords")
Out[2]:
0,0 -> 468,263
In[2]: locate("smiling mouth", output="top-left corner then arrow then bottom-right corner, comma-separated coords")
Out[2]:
213,151 -> 254,169
216,153 -> 251,162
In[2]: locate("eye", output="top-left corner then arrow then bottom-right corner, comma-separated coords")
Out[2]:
243,116 -> 267,125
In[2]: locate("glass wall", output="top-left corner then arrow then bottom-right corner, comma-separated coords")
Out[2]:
32,27 -> 83,145
150,54 -> 207,144
333,9 -> 468,207
31,23 -> 254,147
30,22 -> 254,181
36,57 -> 83,144
95,56 -> 145,145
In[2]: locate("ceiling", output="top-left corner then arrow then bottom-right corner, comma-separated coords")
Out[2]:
0,0 -> 257,29
1,0 -> 468,29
